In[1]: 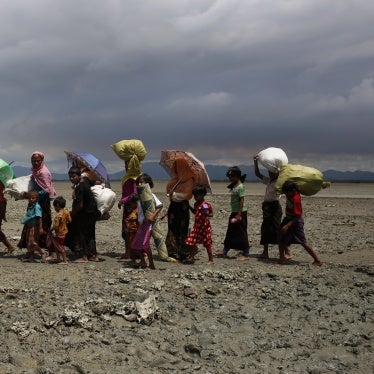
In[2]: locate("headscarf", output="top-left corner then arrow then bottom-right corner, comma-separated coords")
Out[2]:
166,158 -> 195,198
122,154 -> 142,186
31,151 -> 56,198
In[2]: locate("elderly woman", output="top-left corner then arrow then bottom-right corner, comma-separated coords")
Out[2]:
19,151 -> 56,256
164,158 -> 195,261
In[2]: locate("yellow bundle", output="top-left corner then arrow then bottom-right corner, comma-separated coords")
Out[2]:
111,139 -> 147,161
275,164 -> 331,196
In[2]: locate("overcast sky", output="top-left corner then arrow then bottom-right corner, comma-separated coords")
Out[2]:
1,0 -> 373,174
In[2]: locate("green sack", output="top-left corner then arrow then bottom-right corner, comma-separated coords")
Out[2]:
111,139 -> 147,161
275,164 -> 331,196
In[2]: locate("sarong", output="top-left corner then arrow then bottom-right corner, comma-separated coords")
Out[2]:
165,200 -> 190,260
260,201 -> 282,245
278,216 -> 306,245
132,220 -> 153,255
224,212 -> 250,251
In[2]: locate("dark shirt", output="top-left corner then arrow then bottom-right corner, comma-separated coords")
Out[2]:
72,177 -> 97,215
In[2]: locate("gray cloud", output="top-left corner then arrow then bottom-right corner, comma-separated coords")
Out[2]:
0,0 -> 373,174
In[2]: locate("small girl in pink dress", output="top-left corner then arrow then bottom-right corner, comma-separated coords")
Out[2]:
185,185 -> 214,264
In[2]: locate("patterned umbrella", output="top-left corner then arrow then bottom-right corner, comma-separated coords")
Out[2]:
65,151 -> 110,185
0,159 -> 14,187
160,150 -> 212,193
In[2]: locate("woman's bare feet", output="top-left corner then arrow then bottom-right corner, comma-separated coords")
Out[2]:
40,251 -> 47,263
73,257 -> 89,263
237,256 -> 250,261
4,246 -> 15,256
312,261 -> 323,266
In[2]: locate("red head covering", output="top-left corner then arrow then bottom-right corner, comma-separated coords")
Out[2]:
31,151 -> 56,199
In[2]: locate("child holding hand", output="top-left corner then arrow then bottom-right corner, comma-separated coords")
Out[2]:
185,185 -> 214,264
47,196 -> 71,264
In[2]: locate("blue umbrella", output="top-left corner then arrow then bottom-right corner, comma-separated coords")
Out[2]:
65,151 -> 110,185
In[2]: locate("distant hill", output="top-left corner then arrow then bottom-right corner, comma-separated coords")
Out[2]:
11,164 -> 374,182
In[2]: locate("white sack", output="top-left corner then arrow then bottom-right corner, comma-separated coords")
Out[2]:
4,175 -> 33,200
91,185 -> 116,214
258,147 -> 288,173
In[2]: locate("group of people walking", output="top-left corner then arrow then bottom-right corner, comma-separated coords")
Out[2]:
0,146 -> 322,268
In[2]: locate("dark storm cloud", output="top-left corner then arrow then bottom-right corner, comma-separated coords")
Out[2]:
0,0 -> 373,173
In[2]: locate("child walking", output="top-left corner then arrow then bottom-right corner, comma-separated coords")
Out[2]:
277,180 -> 322,266
184,185 -> 214,264
216,166 -> 250,260
46,196 -> 72,265
253,155 -> 283,259
132,173 -> 176,268
17,190 -> 46,262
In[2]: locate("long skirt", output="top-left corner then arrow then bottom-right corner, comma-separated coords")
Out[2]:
38,200 -> 52,249
18,224 -> 40,252
0,200 -> 7,243
165,200 -> 190,260
278,216 -> 306,246
224,212 -> 250,251
260,201 -> 282,245
65,213 -> 97,258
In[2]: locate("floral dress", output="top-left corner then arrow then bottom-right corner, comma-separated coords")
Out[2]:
185,201 -> 213,246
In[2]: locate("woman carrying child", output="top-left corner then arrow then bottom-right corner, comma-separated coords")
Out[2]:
184,185 -> 214,264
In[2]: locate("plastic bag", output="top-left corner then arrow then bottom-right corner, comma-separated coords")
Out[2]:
90,185 -> 116,214
111,139 -> 147,161
275,164 -> 331,196
4,175 -> 33,200
258,147 -> 288,173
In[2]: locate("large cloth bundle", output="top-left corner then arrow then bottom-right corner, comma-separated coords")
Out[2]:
111,139 -> 147,161
275,164 -> 331,196
5,175 -> 33,200
258,147 -> 288,173
90,185 -> 116,214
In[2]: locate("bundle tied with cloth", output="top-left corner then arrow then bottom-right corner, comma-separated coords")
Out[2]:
275,164 -> 331,196
111,139 -> 147,162
111,139 -> 147,186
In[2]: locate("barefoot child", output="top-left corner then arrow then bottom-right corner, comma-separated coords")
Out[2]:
184,185 -> 214,264
132,173 -> 168,269
46,196 -> 72,264
277,180 -> 322,266
17,190 -> 46,262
